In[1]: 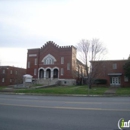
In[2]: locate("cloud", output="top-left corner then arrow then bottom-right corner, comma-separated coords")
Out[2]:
0,0 -> 130,64
0,48 -> 27,68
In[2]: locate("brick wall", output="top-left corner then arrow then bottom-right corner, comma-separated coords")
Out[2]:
0,66 -> 26,86
26,41 -> 83,79
91,60 -> 130,87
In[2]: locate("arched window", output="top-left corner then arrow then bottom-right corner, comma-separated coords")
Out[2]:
42,54 -> 56,65
45,57 -> 54,65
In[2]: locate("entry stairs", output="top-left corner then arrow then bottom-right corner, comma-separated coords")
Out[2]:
36,78 -> 58,87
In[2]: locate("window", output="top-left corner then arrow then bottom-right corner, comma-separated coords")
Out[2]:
10,79 -> 12,82
44,57 -> 54,65
28,61 -> 30,68
42,54 -> 56,65
15,71 -> 18,75
15,79 -> 17,83
113,63 -> 117,69
29,54 -> 37,57
61,57 -> 64,64
34,69 -> 37,75
34,58 -> 37,65
3,69 -> 5,74
76,65 -> 79,71
2,78 -> 4,82
61,68 -> 64,75
124,76 -> 128,82
82,69 -> 84,76
67,63 -> 70,70
10,70 -> 12,74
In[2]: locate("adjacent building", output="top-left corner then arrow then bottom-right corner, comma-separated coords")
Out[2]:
1,41 -> 129,87
26,41 -> 86,81
0,66 -> 26,86
91,60 -> 130,87
26,41 -> 130,87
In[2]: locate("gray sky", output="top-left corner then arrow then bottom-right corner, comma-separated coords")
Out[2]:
0,0 -> 130,68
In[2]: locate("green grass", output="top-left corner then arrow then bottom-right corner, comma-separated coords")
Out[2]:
15,85 -> 108,95
2,85 -> 130,95
0,86 -> 6,90
116,87 -> 130,95
31,84 -> 43,87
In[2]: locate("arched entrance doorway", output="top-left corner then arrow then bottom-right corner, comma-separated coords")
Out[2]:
46,69 -> 51,78
53,69 -> 58,78
38,67 -> 59,79
39,69 -> 44,78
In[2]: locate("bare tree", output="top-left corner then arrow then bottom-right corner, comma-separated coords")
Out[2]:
77,38 -> 107,89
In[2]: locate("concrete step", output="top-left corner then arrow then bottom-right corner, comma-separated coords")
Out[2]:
37,78 -> 58,86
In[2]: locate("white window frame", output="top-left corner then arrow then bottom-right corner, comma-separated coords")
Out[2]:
82,69 -> 84,76
42,54 -> 56,65
3,69 -> 5,74
29,54 -> 37,57
45,57 -> 54,65
113,63 -> 117,69
28,61 -> 30,68
61,57 -> 64,64
61,68 -> 64,75
10,70 -> 12,74
67,63 -> 70,70
34,69 -> 37,75
2,78 -> 4,82
124,76 -> 128,82
34,58 -> 37,65
10,79 -> 12,82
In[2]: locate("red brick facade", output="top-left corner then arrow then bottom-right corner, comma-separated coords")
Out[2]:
91,60 -> 130,87
26,41 -> 86,80
0,66 -> 26,86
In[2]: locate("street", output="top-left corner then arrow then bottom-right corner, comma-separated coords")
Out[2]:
0,94 -> 130,130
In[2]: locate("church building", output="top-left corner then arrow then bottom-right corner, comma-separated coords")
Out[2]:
26,41 -> 86,81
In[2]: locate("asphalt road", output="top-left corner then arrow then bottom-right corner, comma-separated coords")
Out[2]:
0,94 -> 130,130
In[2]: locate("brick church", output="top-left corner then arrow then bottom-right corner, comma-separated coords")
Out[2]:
26,41 -> 86,81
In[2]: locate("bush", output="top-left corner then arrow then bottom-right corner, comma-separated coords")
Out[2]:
94,79 -> 107,85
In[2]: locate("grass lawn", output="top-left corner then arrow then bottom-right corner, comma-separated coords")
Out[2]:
116,87 -> 130,95
0,86 -> 6,90
15,85 -> 108,95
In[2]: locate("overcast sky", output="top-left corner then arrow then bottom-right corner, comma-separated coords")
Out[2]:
0,0 -> 130,68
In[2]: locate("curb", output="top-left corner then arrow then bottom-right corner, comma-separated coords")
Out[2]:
0,92 -> 130,97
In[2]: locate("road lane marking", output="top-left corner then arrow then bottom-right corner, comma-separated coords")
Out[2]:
0,98 -> 130,105
0,98 -> 102,104
0,103 -> 130,112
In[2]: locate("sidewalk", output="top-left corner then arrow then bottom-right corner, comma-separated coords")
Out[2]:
104,87 -> 117,95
